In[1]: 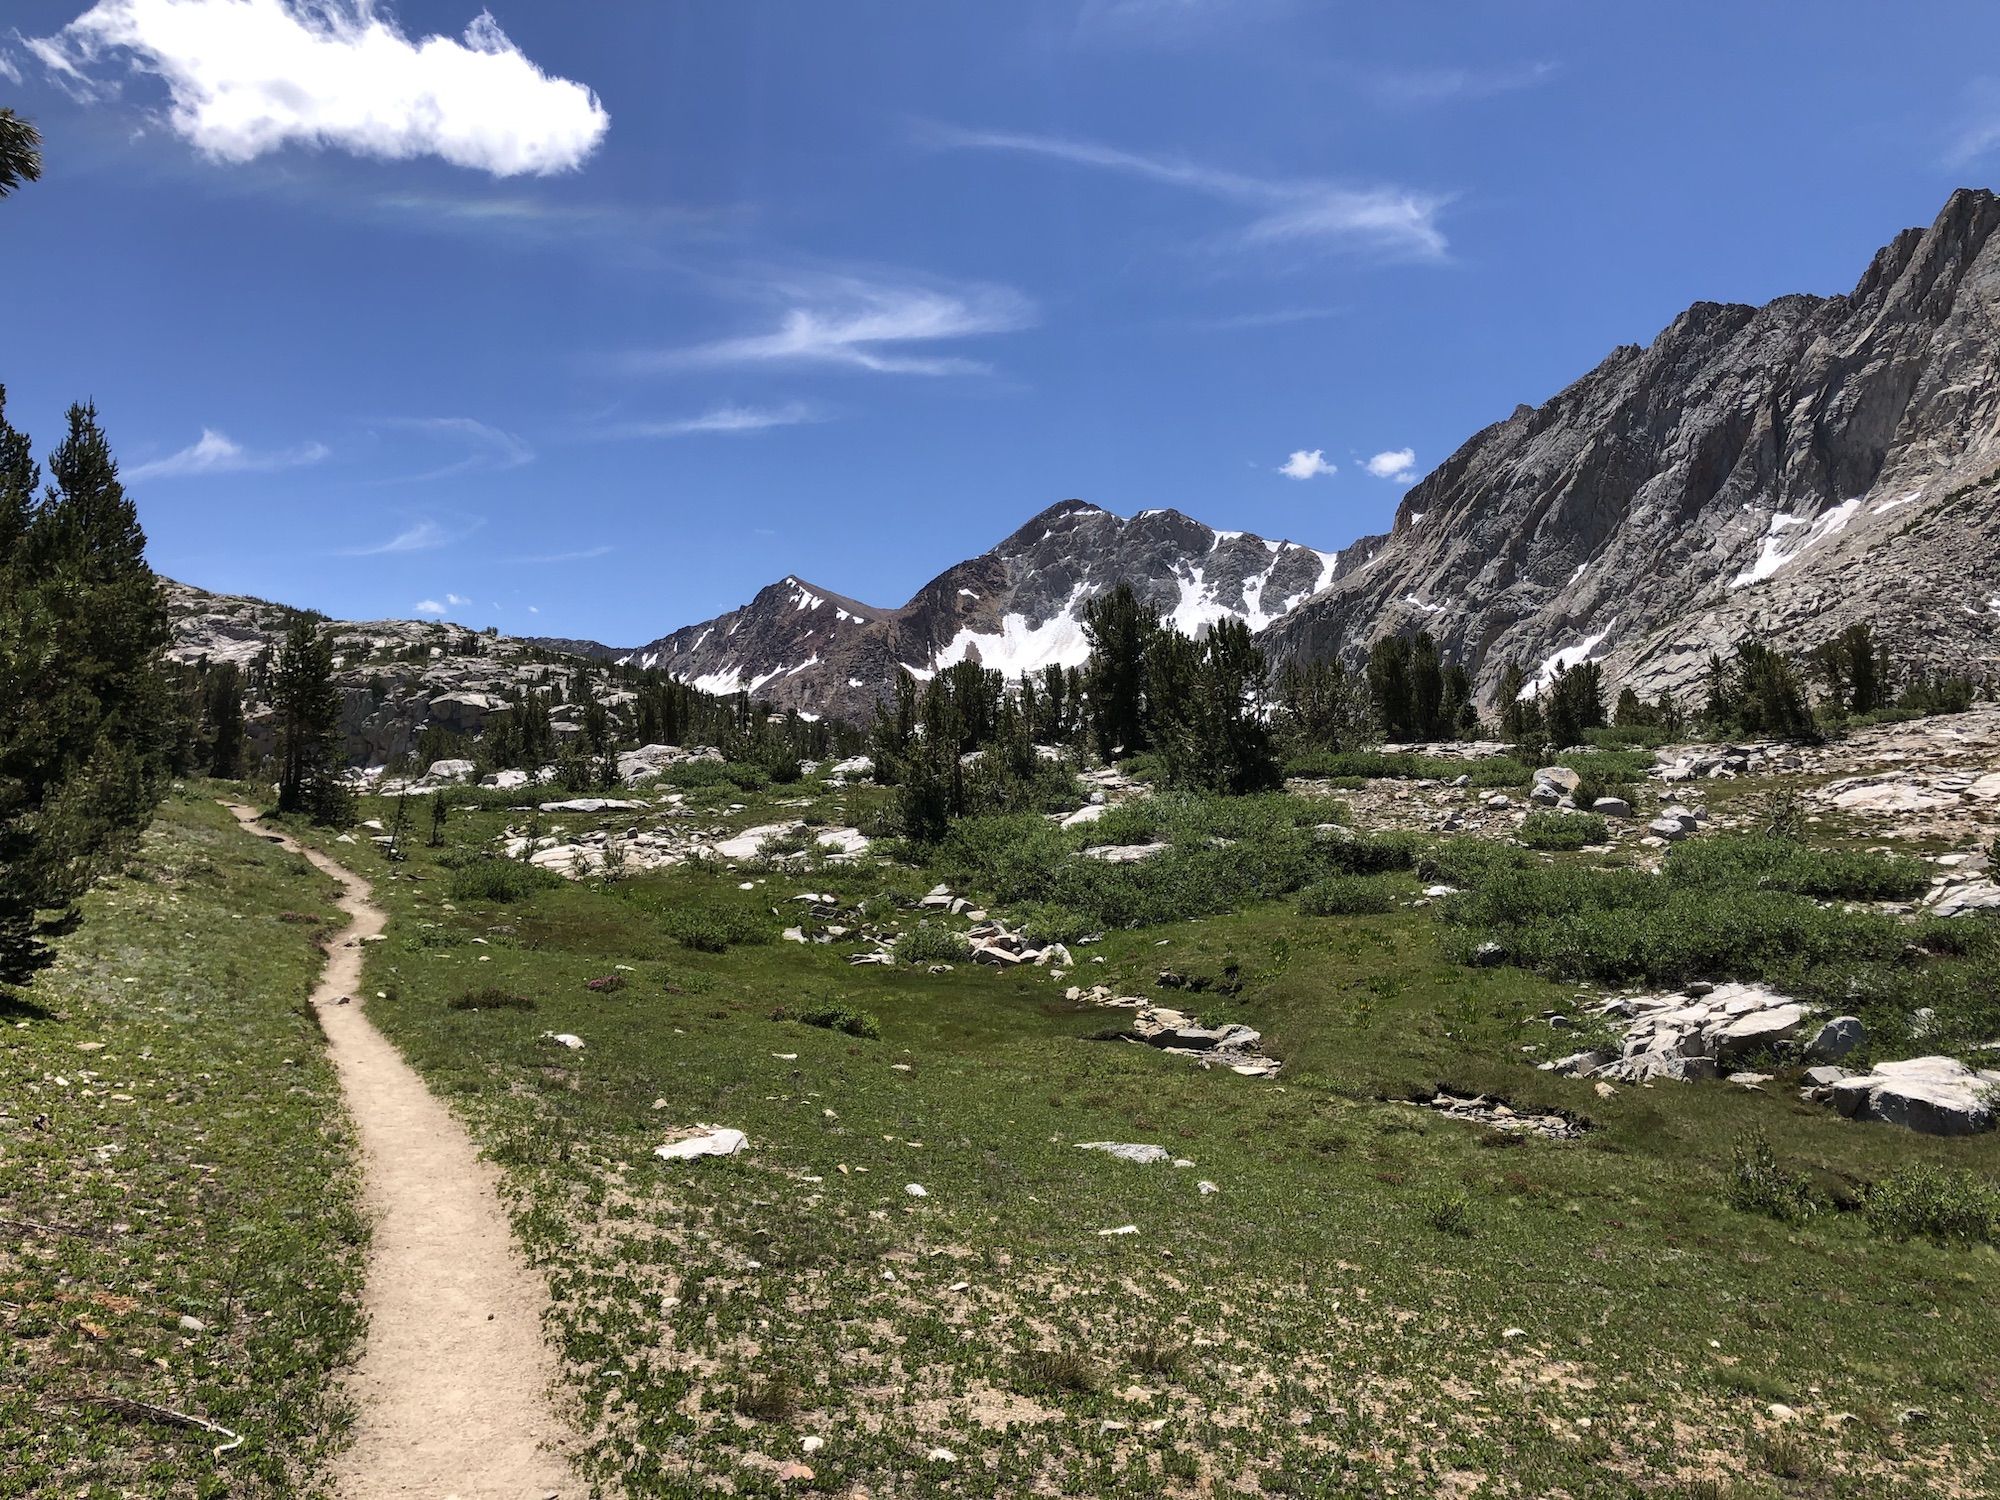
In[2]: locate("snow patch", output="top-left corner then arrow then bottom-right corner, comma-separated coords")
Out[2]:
1731,499 -> 1861,587
1519,624 -> 1615,700
1872,489 -> 1923,517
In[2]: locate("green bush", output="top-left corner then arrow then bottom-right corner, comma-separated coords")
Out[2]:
448,858 -> 563,903
1665,835 -> 1930,902
1298,876 -> 1395,916
661,902 -> 777,952
1864,1163 -> 2000,1244
1726,1130 -> 1819,1224
895,923 -> 974,964
661,759 -> 771,792
1019,905 -> 1100,947
798,1003 -> 881,1039
1519,811 -> 1608,850
446,987 -> 535,1012
1418,838 -> 1531,888
1285,750 -> 1532,787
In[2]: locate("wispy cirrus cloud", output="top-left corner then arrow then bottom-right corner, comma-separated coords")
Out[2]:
378,416 -> 533,483
1354,60 -> 1558,108
343,519 -> 455,556
28,0 -> 608,176
925,124 -> 1448,261
595,402 -> 824,440
127,426 -> 328,481
620,273 -> 1035,378
1945,78 -> 2000,166
495,544 -> 613,565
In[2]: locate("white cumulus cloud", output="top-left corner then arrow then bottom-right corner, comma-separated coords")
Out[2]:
127,426 -> 328,480
413,598 -> 446,617
1365,447 -> 1418,481
445,591 -> 470,605
31,0 -> 609,176
1279,448 -> 1336,480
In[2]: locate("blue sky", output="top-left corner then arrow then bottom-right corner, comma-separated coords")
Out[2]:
6,1 -> 2000,645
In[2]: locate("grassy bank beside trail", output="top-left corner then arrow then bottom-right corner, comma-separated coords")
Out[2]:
0,788 -> 366,1499
284,772 -> 2000,1499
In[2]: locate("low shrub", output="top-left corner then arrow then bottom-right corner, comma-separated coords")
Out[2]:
895,923 -> 973,964
662,759 -> 771,792
1665,835 -> 1931,903
1418,837 -> 1531,888
1518,811 -> 1608,851
1284,750 -> 1533,787
1298,876 -> 1395,916
1019,905 -> 1100,947
798,1002 -> 881,1039
448,859 -> 563,903
1725,1130 -> 1819,1224
446,987 -> 535,1012
1864,1162 -> 2000,1244
1418,1186 -> 1476,1237
661,903 -> 776,952
1013,1347 -> 1103,1396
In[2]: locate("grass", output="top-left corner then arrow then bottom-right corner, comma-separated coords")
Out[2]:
0,788 -> 366,1497
1518,810 -> 1609,850
260,769 -> 2000,1498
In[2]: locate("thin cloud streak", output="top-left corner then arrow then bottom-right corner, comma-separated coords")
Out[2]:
343,519 -> 453,556
376,416 -> 534,483
127,426 -> 329,481
620,274 -> 1035,377
595,402 -> 824,440
927,124 -> 1448,261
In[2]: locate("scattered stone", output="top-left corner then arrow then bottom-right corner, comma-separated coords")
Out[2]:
1827,1056 -> 2000,1135
1406,1091 -> 1586,1140
1806,1015 -> 1866,1060
539,1032 -> 585,1050
1076,1141 -> 1170,1164
654,1126 -> 749,1161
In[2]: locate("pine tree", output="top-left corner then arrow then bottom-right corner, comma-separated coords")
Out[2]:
1367,636 -> 1414,741
1081,583 -> 1158,760
0,397 -> 172,989
274,615 -> 349,822
0,109 -> 41,199
203,660 -> 246,778
1408,632 -> 1445,739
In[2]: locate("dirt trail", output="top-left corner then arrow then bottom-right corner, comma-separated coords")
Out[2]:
225,804 -> 576,1499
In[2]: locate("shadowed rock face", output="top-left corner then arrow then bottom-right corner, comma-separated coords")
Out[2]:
1266,187 -> 2000,705
607,500 -> 1364,721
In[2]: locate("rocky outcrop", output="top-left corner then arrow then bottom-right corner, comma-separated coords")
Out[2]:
164,581 -> 655,768
1269,188 -> 2000,706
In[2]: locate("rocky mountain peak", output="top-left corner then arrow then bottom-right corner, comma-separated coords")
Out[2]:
1269,188 -> 2000,706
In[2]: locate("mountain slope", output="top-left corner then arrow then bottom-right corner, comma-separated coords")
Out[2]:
618,500 -> 1366,719
1267,188 -> 2000,704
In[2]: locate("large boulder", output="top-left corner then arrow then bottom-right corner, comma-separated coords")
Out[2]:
1828,1057 -> 2000,1135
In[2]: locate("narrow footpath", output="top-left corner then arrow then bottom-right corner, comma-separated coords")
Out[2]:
224,804 -> 577,1499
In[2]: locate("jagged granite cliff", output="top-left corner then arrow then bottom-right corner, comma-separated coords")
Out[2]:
1268,188 -> 2000,702
608,501 -> 1364,720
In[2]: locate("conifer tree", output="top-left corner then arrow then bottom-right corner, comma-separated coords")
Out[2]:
203,660 -> 246,778
273,615 -> 349,822
0,396 -> 172,988
1408,631 -> 1445,739
0,109 -> 41,198
1366,636 -> 1414,740
1081,583 -> 1158,760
